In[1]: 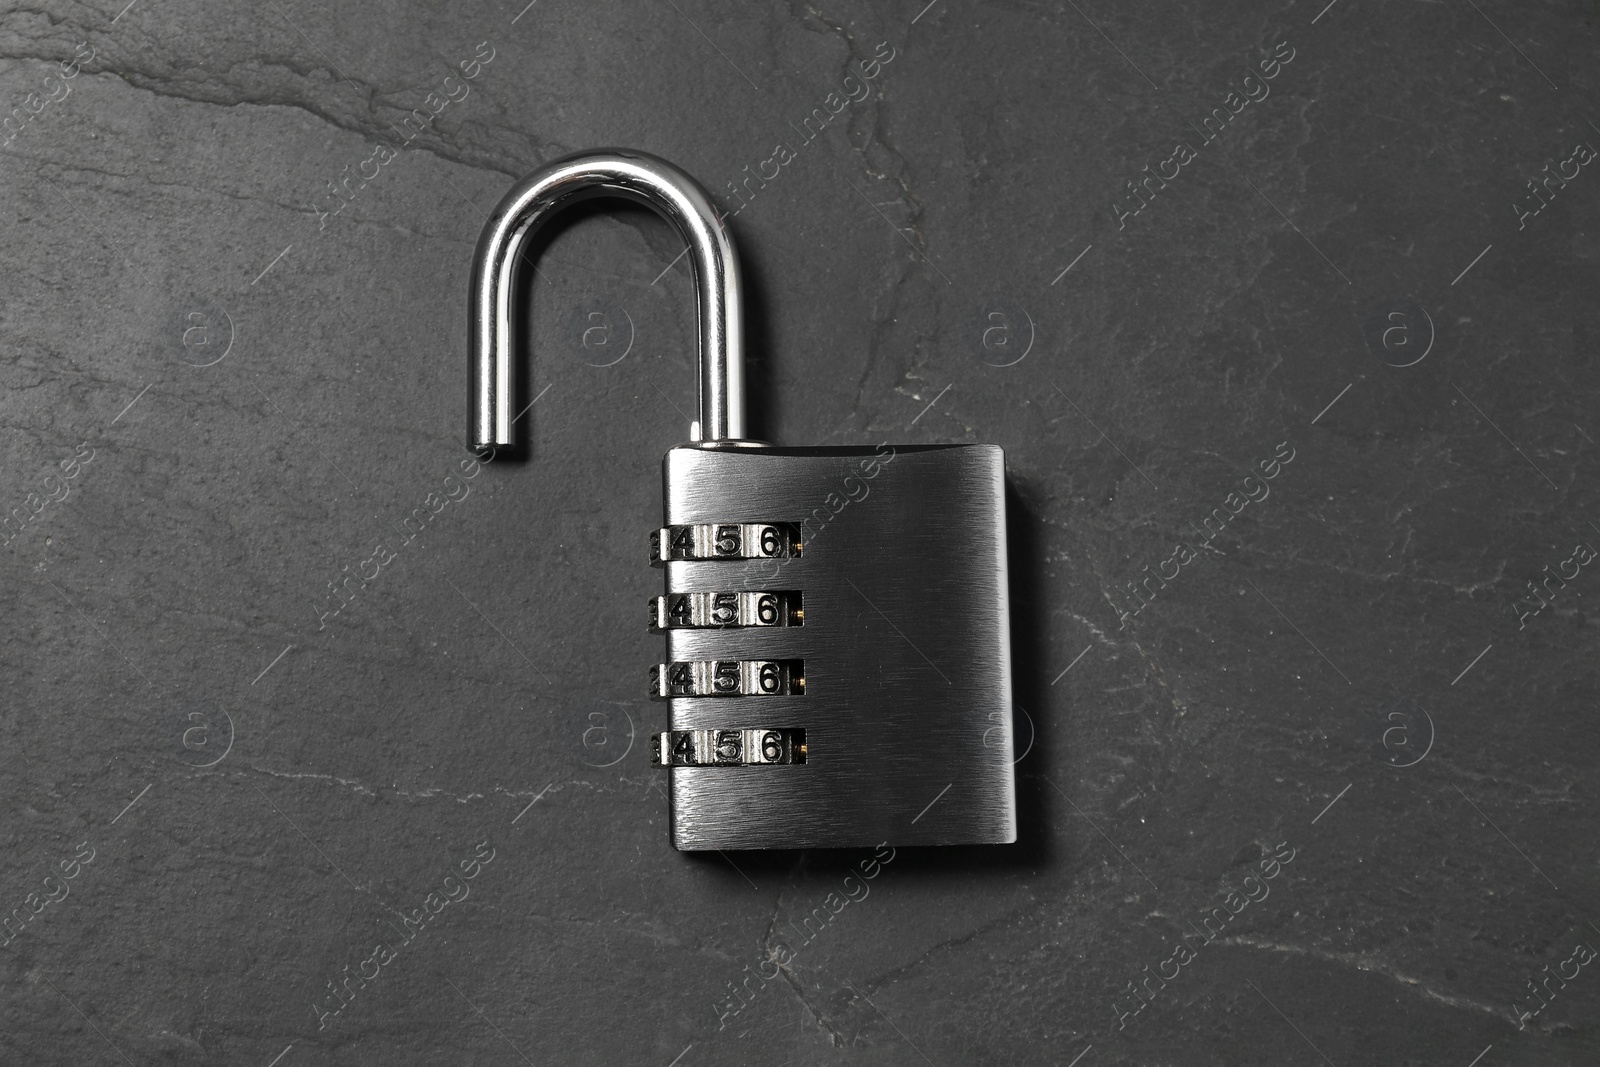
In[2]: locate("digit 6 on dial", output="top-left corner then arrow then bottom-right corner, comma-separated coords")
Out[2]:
756,593 -> 779,625
758,525 -> 783,557
757,662 -> 782,694
761,731 -> 785,761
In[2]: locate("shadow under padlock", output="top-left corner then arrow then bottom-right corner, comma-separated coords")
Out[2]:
467,149 -> 1021,852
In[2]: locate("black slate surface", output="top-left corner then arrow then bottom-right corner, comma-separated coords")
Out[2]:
0,0 -> 1596,1064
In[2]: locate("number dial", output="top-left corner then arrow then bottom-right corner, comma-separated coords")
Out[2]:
651,728 -> 806,766
650,523 -> 801,564
649,659 -> 804,698
648,591 -> 801,631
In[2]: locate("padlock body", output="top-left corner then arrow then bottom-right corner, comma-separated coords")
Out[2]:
657,443 -> 1015,850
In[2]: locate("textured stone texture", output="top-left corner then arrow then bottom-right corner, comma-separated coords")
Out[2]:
0,0 -> 1595,1063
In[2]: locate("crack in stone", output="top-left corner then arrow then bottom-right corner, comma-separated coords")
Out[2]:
749,852 -> 859,1046
242,763 -> 376,796
1242,544 -> 1511,597
1125,631 -> 1190,717
224,766 -> 605,805
0,28 -> 554,181
856,904 -> 1030,997
782,2 -> 936,430
104,67 -> 536,180
775,965 -> 851,1047
1214,934 -> 1518,1025
795,4 -> 926,250
790,6 -> 921,233
26,157 -> 468,242
1065,610 -> 1118,646
851,265 -> 916,418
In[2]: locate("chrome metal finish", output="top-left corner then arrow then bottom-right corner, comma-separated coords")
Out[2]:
468,148 -> 746,447
649,591 -> 802,631
651,522 -> 800,564
658,444 -> 1016,851
651,728 -> 806,767
649,658 -> 805,699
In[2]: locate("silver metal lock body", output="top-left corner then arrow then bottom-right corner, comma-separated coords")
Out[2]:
654,444 -> 1016,850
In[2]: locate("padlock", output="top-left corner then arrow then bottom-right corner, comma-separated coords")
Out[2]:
469,149 -> 1015,851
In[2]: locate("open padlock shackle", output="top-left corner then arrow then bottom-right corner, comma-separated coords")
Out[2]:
468,148 -> 747,448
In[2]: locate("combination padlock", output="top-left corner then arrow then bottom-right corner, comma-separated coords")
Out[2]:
468,149 -> 1015,851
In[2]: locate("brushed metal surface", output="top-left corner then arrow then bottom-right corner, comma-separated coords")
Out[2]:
659,444 -> 1016,850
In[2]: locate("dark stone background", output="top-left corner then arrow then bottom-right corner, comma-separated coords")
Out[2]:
0,0 -> 1595,1063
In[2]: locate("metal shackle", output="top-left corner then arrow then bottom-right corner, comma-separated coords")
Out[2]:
468,148 -> 747,448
